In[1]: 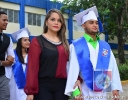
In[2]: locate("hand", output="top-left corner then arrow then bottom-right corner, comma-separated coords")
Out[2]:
6,55 -> 14,63
73,80 -> 82,93
26,95 -> 34,100
112,90 -> 119,100
73,80 -> 83,100
74,94 -> 84,100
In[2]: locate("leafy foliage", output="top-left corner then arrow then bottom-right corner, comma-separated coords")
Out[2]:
59,0 -> 128,64
118,63 -> 128,80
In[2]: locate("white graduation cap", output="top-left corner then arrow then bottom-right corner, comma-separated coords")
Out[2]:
11,27 -> 31,41
74,6 -> 99,26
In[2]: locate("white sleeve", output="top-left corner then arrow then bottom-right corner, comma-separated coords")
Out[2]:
109,50 -> 123,92
5,37 -> 15,79
64,44 -> 80,96
6,37 -> 15,58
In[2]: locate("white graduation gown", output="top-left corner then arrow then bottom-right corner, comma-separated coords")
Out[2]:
9,55 -> 28,100
5,38 -> 15,79
65,42 -> 123,100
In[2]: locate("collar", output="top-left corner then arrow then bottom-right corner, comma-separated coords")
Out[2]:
84,33 -> 100,42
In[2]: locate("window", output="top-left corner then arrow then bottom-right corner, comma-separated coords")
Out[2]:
8,9 -> 13,22
73,20 -> 84,32
27,12 -> 43,26
37,14 -> 41,26
0,8 -> 19,23
14,10 -> 18,23
28,13 -> 33,25
33,14 -> 36,25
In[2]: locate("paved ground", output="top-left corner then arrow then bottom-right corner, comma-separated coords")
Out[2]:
107,84 -> 128,100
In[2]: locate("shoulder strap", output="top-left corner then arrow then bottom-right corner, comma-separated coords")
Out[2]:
36,35 -> 43,51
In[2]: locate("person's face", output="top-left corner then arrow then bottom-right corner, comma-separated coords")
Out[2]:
82,20 -> 98,35
0,14 -> 8,31
21,37 -> 30,49
46,12 -> 62,33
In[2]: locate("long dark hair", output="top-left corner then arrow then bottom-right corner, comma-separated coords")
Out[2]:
16,38 -> 29,64
43,9 -> 69,52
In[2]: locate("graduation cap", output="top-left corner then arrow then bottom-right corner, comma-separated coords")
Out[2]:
11,27 -> 31,41
74,6 -> 99,26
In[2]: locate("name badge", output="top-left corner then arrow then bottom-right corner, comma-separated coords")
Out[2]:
93,69 -> 112,92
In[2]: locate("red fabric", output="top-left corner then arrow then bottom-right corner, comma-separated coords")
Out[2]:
55,45 -> 69,78
24,37 -> 69,95
24,38 -> 41,95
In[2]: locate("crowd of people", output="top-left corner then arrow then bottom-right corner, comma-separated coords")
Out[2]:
0,6 -> 122,100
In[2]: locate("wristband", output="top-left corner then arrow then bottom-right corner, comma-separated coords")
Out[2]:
72,88 -> 81,97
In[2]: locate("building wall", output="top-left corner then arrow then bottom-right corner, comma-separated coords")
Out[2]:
0,1 -> 19,10
63,14 -> 69,39
0,1 -> 69,37
0,0 -> 128,53
25,6 -> 46,36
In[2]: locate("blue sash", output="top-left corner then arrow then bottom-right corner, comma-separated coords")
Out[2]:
73,37 -> 110,90
12,50 -> 27,89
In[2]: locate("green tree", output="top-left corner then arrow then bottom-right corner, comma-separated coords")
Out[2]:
54,0 -> 128,64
